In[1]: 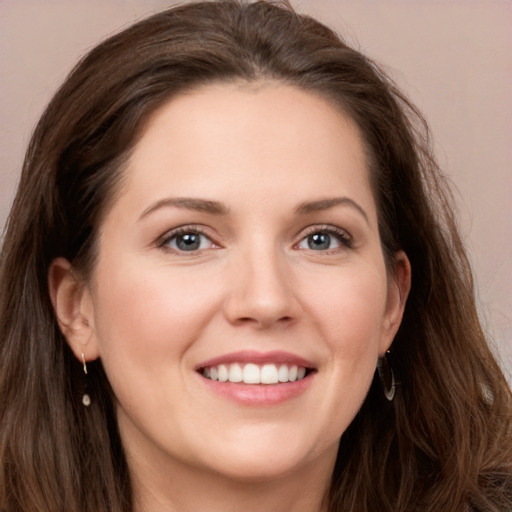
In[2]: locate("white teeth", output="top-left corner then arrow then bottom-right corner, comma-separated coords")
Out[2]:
202,363 -> 309,384
229,363 -> 243,382
243,363 -> 260,384
260,364 -> 279,384
218,364 -> 228,382
278,364 -> 289,382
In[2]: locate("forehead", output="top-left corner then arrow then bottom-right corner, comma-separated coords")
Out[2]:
112,81 -> 376,223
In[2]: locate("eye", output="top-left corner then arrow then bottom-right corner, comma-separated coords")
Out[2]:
160,228 -> 216,253
296,227 -> 352,252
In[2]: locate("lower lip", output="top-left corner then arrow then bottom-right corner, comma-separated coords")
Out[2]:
199,373 -> 314,406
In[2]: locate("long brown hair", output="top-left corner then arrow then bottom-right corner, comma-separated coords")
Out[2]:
1,1 -> 510,510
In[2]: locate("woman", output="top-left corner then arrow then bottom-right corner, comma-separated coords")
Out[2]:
0,1 -> 510,511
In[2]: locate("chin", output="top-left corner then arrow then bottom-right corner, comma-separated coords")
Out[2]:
195,427 -> 336,484
208,452 -> 312,483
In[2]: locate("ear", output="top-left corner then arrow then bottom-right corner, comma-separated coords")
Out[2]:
379,250 -> 411,355
48,257 -> 100,363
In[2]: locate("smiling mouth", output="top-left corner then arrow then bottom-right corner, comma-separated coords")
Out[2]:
199,363 -> 314,384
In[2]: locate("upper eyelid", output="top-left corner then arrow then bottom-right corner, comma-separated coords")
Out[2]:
297,224 -> 352,239
157,225 -> 215,246
294,224 -> 354,251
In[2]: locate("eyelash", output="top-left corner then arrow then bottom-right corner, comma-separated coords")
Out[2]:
296,225 -> 353,252
157,224 -> 353,254
157,225 -> 216,253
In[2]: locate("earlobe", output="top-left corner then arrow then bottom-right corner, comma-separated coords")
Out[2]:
48,258 -> 100,361
380,250 -> 411,354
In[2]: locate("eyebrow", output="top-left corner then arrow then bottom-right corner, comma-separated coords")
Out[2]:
295,197 -> 369,224
138,195 -> 369,224
138,197 -> 229,221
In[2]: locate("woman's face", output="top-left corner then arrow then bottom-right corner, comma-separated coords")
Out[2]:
69,82 -> 409,483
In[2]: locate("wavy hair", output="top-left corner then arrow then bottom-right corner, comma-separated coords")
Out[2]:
1,1 -> 511,510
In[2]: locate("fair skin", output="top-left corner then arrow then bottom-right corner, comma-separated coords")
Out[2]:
50,82 -> 410,512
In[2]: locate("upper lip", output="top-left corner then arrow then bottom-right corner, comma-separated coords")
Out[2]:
195,350 -> 316,370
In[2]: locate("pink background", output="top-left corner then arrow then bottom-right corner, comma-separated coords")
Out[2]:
1,0 -> 510,378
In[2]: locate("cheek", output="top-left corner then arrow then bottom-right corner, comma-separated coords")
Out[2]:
305,261 -> 388,353
301,261 -> 388,415
90,259 -> 223,369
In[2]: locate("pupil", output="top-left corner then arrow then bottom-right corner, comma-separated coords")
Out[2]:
308,233 -> 330,250
177,233 -> 200,251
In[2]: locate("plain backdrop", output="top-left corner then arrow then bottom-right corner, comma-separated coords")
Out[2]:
0,0 -> 511,378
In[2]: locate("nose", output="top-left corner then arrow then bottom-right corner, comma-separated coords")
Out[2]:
222,245 -> 300,329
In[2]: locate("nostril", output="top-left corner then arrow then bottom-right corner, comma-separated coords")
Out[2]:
232,315 -> 294,329
237,317 -> 256,323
